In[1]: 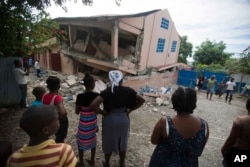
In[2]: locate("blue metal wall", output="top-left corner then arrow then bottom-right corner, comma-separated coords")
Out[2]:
177,70 -> 228,90
0,57 -> 21,106
177,70 -> 197,88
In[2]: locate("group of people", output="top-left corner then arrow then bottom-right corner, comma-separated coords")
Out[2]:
2,60 -> 249,166
6,69 -> 146,167
197,75 -> 237,104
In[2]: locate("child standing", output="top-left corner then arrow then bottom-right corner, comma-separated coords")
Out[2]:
75,73 -> 99,167
42,76 -> 68,143
31,86 -> 46,106
7,105 -> 77,167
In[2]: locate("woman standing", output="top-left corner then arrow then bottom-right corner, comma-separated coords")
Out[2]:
75,73 -> 99,167
90,70 -> 145,167
206,75 -> 217,100
149,87 -> 209,167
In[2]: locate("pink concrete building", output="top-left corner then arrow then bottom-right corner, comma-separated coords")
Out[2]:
35,9 -> 181,89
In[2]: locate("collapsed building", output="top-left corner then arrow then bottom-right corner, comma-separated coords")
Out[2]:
35,9 -> 181,90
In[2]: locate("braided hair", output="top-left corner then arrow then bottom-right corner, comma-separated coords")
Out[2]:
171,87 -> 197,114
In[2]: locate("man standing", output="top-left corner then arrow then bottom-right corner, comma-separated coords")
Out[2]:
34,59 -> 41,78
13,60 -> 29,108
225,78 -> 236,104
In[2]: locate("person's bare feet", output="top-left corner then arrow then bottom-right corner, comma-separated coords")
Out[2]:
102,160 -> 110,167
86,159 -> 95,167
77,161 -> 85,167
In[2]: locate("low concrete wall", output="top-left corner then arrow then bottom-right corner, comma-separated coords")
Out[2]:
123,70 -> 178,91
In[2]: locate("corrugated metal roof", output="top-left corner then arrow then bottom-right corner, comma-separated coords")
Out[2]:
54,9 -> 162,21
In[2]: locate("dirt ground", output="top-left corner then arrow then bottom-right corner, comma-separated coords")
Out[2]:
0,74 -> 248,167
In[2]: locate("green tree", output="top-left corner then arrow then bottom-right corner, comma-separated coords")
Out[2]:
193,40 -> 232,65
178,36 -> 193,64
27,16 -> 67,52
225,52 -> 250,92
0,0 -> 93,57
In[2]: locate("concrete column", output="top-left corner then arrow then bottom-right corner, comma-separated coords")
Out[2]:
68,25 -> 73,47
111,21 -> 118,61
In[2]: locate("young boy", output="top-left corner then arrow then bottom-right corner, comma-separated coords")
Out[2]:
43,76 -> 68,143
31,86 -> 46,106
7,105 -> 77,167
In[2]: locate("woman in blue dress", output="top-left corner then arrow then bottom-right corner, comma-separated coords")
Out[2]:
149,87 -> 209,167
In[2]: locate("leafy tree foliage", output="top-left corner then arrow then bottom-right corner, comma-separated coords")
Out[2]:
193,40 -> 232,65
224,52 -> 250,92
225,53 -> 250,75
194,63 -> 226,73
178,36 -> 193,64
0,0 -> 92,57
27,16 -> 67,52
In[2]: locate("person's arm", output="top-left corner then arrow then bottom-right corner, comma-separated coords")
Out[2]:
75,105 -> 80,114
56,101 -> 67,118
205,121 -> 210,143
90,96 -> 107,115
17,68 -> 29,76
151,117 -> 165,145
23,65 -> 30,76
233,82 -> 237,93
127,94 -> 145,114
221,118 -> 240,158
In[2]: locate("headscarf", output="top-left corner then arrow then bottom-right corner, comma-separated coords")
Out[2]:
109,70 -> 123,93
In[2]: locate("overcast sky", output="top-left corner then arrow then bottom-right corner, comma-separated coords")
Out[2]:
46,0 -> 250,56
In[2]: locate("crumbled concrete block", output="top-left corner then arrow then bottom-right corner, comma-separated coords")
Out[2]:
66,79 -> 77,86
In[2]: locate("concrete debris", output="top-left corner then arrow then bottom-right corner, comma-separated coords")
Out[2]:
61,83 -> 70,89
67,75 -> 78,80
66,79 -> 77,86
28,70 -> 107,103
140,85 -> 174,97
152,108 -> 158,112
94,80 -> 107,94
161,111 -> 167,116
156,97 -> 163,106
27,70 -> 174,111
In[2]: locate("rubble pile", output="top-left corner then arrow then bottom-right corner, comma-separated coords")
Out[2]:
27,70 -> 174,116
26,70 -> 107,105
